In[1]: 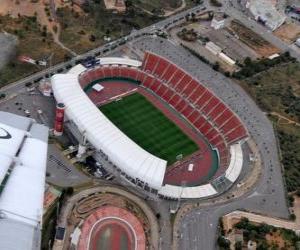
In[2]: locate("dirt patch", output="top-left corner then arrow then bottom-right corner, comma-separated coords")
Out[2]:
274,23 -> 300,44
291,195 -> 300,226
265,231 -> 286,249
103,0 -> 126,12
228,20 -> 280,57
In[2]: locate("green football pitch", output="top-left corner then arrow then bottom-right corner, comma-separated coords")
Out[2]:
99,93 -> 199,165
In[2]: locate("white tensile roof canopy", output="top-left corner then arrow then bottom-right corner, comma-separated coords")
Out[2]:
51,74 -> 167,189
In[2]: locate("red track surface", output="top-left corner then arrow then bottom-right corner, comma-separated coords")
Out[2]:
82,80 -> 215,186
86,82 -> 138,106
77,206 -> 146,250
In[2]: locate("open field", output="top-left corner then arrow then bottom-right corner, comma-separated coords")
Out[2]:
99,93 -> 198,165
0,15 -> 66,86
237,62 -> 300,192
131,0 -> 182,13
240,62 -> 300,121
228,20 -> 280,57
274,23 -> 300,44
56,3 -> 161,54
274,119 -> 300,193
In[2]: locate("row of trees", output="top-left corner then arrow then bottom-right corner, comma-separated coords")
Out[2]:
233,52 -> 296,79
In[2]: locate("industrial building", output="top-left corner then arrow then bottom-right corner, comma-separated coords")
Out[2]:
0,112 -> 48,250
246,0 -> 286,31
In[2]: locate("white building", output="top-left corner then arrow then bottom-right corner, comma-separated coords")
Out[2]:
211,13 -> 226,30
0,112 -> 48,250
246,0 -> 286,31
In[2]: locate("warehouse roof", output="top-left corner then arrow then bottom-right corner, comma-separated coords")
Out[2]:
0,112 -> 48,250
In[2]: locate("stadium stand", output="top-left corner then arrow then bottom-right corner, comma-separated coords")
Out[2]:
52,54 -> 248,199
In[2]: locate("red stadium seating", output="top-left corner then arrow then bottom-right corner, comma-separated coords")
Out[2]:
195,91 -> 213,108
142,75 -> 154,88
201,97 -> 220,115
175,75 -> 192,93
193,116 -> 207,129
220,116 -> 241,135
127,68 -> 138,80
182,104 -> 194,118
168,70 -> 185,88
214,109 -> 233,128
208,102 -> 227,121
188,110 -> 200,124
143,53 -> 158,73
226,126 -> 247,144
169,94 -> 181,107
199,122 -> 212,135
181,79 -> 198,97
162,89 -> 175,102
149,79 -> 162,92
161,64 -> 177,82
111,67 -> 119,78
156,84 -> 169,97
154,58 -> 169,77
79,52 -> 248,177
174,99 -> 186,112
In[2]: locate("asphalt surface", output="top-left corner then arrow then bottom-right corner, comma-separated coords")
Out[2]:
47,144 -> 90,187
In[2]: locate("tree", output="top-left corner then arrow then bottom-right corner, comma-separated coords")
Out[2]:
217,236 -> 230,249
212,62 -> 220,71
235,241 -> 242,250
290,213 -> 296,221
53,25 -> 58,33
89,34 -> 96,42
244,57 -> 252,66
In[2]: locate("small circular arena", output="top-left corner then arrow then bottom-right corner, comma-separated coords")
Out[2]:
78,206 -> 146,250
52,52 -> 249,199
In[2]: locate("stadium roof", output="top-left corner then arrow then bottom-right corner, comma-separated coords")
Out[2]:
0,112 -> 48,250
225,143 -> 243,183
98,57 -> 142,67
51,74 -> 167,189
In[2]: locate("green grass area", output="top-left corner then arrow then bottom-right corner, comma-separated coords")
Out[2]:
57,2 -> 162,54
237,61 -> 300,192
99,93 -> 198,165
131,0 -> 182,13
272,118 -> 300,193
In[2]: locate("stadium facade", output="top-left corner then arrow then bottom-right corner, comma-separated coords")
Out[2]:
51,53 -> 248,199
0,112 -> 48,250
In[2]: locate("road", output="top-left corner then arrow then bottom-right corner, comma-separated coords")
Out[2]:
132,36 -> 290,250
221,0 -> 300,61
0,1 -> 298,249
1,0 -> 300,96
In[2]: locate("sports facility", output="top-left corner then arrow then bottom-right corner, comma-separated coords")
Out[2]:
52,52 -> 248,199
99,92 -> 198,165
77,206 -> 146,250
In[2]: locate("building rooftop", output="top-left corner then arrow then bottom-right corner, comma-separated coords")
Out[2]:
0,112 -> 48,250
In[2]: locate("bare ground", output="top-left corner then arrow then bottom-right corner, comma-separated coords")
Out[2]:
274,23 -> 300,44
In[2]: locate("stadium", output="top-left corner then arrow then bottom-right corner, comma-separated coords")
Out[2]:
51,52 -> 248,199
